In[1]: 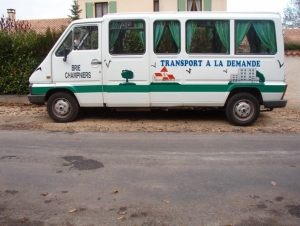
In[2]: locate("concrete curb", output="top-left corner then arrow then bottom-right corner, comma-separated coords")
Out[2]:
0,95 -> 30,104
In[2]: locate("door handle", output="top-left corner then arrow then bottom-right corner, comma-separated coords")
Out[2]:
91,59 -> 102,67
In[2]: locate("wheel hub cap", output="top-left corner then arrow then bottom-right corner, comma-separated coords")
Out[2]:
235,102 -> 251,118
54,100 -> 70,115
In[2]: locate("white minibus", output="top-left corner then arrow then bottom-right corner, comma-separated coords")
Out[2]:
28,12 -> 287,126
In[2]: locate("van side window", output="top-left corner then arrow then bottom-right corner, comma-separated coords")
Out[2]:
154,20 -> 180,54
55,31 -> 73,57
235,20 -> 277,54
73,26 -> 98,50
109,20 -> 145,54
186,20 -> 229,54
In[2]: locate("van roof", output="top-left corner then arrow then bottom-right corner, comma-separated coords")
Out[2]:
71,11 -> 281,25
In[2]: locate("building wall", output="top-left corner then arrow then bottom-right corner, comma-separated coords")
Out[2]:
78,0 -> 227,18
212,0 -> 227,11
160,0 -> 178,11
284,55 -> 300,110
117,0 -> 153,12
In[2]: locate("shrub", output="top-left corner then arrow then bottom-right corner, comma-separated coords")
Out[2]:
284,42 -> 300,51
0,18 -> 64,94
0,30 -> 39,94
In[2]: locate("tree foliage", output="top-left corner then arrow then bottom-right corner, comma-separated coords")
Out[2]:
283,0 -> 300,28
0,15 -> 31,33
68,0 -> 83,21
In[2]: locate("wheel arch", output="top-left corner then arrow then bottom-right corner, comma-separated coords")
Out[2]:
226,87 -> 263,106
45,88 -> 79,105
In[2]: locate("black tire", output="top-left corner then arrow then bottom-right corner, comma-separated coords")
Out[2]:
226,93 -> 260,126
47,92 -> 79,122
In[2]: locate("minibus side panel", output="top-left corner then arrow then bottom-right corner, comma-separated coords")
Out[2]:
102,18 -> 150,107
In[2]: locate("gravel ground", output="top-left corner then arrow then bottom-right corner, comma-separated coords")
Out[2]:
0,103 -> 300,133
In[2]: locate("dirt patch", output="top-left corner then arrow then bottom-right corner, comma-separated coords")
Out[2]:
286,205 -> 300,218
233,217 -> 284,226
0,217 -> 44,226
0,103 -> 300,133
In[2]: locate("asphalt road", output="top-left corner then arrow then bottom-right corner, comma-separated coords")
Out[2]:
0,131 -> 300,226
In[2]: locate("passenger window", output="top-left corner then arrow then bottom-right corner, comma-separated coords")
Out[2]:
235,20 -> 277,54
55,25 -> 98,57
154,20 -> 180,54
186,20 -> 229,54
73,26 -> 98,50
109,20 -> 145,54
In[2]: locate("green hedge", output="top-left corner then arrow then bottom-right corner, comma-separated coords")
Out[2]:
0,28 -> 63,95
284,42 -> 300,51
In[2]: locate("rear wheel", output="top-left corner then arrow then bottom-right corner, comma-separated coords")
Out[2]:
226,93 -> 260,126
47,92 -> 79,122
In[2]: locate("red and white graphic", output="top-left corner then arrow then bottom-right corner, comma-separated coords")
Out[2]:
153,66 -> 175,82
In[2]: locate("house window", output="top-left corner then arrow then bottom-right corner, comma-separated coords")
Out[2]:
95,2 -> 108,17
154,20 -> 180,54
235,20 -> 277,55
186,20 -> 229,54
154,0 -> 159,12
187,0 -> 202,11
109,20 -> 145,54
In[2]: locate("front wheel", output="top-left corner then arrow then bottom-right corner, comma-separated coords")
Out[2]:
47,92 -> 79,122
226,93 -> 260,126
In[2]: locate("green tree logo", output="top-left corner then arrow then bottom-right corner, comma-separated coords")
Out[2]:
122,70 -> 133,82
120,70 -> 136,85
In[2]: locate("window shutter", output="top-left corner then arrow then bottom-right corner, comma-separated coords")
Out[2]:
177,0 -> 186,11
204,0 -> 212,11
109,1 -> 117,13
86,2 -> 93,18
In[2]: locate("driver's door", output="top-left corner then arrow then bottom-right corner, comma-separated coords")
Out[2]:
51,24 -> 103,106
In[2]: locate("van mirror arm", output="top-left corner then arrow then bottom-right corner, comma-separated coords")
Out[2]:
63,47 -> 67,62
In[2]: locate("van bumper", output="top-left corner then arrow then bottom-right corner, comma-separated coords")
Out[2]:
263,99 -> 287,108
28,94 -> 45,105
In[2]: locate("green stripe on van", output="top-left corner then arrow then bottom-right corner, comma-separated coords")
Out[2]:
32,84 -> 286,95
71,85 -> 103,93
32,86 -> 54,95
104,85 -> 148,92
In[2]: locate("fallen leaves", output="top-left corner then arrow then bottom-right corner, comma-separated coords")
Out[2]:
117,215 -> 125,221
117,210 -> 127,221
271,181 -> 277,186
118,211 -> 127,215
69,209 -> 77,213
162,199 -> 170,204
40,192 -> 48,196
250,194 -> 260,199
21,217 -> 29,223
110,190 -> 118,194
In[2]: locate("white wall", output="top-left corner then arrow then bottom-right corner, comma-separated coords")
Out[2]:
284,56 -> 300,110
